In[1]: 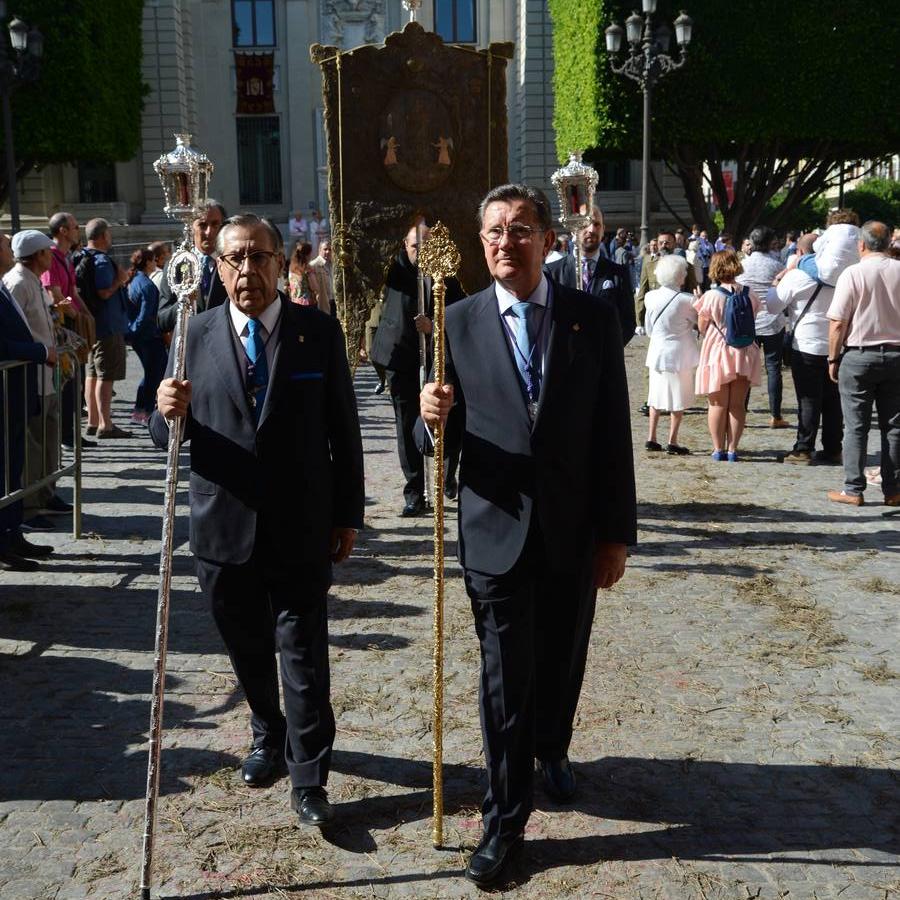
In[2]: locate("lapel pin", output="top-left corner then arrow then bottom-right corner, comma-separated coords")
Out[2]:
298,335 -> 305,343
573,323 -> 581,332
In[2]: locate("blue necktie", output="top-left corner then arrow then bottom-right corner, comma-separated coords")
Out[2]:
246,318 -> 269,423
201,256 -> 213,299
510,301 -> 540,404
582,257 -> 595,291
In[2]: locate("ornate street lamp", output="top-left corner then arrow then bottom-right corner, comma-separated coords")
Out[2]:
0,11 -> 43,232
604,6 -> 693,249
141,132 -> 214,900
551,151 -> 598,287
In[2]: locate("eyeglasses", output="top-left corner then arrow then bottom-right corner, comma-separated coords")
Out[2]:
480,224 -> 544,245
218,250 -> 279,271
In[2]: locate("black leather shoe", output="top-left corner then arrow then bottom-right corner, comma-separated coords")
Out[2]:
444,475 -> 458,501
465,832 -> 523,887
537,757 -> 577,803
291,787 -> 333,826
10,534 -> 54,559
400,499 -> 425,517
0,550 -> 40,572
21,515 -> 55,532
240,746 -> 284,786
41,495 -> 73,515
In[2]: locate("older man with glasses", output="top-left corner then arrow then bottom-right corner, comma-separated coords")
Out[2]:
150,213 -> 364,827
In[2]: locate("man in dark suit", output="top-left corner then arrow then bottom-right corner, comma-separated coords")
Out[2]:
157,199 -> 228,332
150,214 -> 364,827
545,204 -> 636,346
0,233 -> 56,570
370,222 -> 464,515
421,185 -> 637,886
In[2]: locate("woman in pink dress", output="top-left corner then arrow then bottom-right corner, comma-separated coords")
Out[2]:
693,250 -> 762,461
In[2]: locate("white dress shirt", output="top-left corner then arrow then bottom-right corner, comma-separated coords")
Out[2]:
495,274 -> 551,382
765,267 -> 833,357
228,296 -> 283,379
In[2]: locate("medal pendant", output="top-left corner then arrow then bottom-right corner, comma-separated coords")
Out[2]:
527,400 -> 538,421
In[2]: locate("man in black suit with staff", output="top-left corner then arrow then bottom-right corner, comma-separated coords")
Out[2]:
150,214 -> 364,827
544,204 -> 637,346
421,184 -> 637,886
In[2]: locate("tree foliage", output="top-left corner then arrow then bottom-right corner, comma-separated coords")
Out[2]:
0,0 -> 146,207
548,0 -> 900,238
843,179 -> 900,227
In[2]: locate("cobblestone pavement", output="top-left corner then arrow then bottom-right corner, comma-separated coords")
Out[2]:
1,338 -> 897,900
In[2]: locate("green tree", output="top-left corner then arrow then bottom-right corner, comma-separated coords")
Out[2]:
0,0 -> 145,209
842,179 -> 900,227
548,0 -> 900,239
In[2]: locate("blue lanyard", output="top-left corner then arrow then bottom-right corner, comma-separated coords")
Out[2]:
499,277 -> 554,402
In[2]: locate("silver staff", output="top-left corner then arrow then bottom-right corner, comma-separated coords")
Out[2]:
139,134 -> 214,900
417,220 -> 430,508
551,152 -> 598,290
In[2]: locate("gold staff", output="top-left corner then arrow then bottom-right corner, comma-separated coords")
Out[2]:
418,222 -> 461,848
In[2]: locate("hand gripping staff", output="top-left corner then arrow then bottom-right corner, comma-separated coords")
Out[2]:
140,134 -> 213,900
418,222 -> 461,848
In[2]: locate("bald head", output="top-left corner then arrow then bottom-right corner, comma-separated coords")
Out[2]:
860,221 -> 890,253
797,233 -> 816,256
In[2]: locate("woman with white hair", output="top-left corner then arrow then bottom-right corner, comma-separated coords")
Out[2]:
644,253 -> 699,454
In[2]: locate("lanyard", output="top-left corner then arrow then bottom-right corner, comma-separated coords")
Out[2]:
499,278 -> 554,402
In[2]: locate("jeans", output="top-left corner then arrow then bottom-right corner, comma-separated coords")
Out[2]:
837,347 -> 900,497
756,330 -> 785,418
790,351 -> 842,455
131,335 -> 168,414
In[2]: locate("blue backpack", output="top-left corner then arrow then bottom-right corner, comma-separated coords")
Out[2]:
714,285 -> 756,348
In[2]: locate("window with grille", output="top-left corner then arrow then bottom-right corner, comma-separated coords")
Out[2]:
434,0 -> 476,44
232,0 -> 275,47
236,117 -> 282,204
77,162 -> 117,203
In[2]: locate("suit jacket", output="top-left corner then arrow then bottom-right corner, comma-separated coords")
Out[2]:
156,256 -> 228,332
444,280 -> 637,576
370,253 -> 464,376
0,283 -> 43,424
149,293 -> 365,566
544,254 -> 636,345
635,253 -> 697,304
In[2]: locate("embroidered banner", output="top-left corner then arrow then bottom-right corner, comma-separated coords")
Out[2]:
235,52 -> 275,114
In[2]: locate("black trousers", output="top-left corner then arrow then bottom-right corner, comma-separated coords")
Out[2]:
195,549 -> 335,789
388,370 -> 425,505
0,417 -> 26,549
790,350 -> 842,455
464,523 -> 596,839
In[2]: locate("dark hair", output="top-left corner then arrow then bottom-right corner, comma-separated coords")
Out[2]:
85,218 -> 109,242
128,248 -> 155,281
477,183 -> 552,231
216,213 -> 284,255
148,240 -> 170,261
195,198 -> 227,223
48,211 -> 74,236
749,226 -> 776,253
289,241 -> 313,276
860,220 -> 890,252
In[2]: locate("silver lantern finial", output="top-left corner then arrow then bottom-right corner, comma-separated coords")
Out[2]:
551,152 -> 599,289
153,133 -> 214,224
402,0 -> 422,23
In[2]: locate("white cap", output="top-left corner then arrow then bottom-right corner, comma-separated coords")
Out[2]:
11,230 -> 54,259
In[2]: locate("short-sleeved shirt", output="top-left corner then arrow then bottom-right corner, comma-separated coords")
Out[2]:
826,253 -> 900,347
41,246 -> 87,315
92,251 -> 130,339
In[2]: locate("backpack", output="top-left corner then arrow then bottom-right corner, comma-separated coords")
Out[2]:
73,248 -> 102,317
713,285 -> 755,348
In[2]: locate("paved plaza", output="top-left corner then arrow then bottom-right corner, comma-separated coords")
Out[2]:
0,339 -> 897,900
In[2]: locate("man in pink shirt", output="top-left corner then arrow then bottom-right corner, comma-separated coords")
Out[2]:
42,212 -> 96,448
826,220 -> 900,506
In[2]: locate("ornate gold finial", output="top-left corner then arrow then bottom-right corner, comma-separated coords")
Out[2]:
419,221 -> 461,282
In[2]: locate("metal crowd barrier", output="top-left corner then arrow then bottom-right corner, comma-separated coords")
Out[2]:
0,349 -> 82,539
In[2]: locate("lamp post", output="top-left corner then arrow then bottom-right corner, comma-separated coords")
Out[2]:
0,4 -> 43,233
604,3 -> 692,249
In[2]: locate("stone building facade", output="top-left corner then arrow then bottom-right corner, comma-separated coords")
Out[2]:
5,0 -> 690,241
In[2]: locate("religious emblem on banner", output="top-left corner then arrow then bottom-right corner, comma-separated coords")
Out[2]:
235,52 -> 275,114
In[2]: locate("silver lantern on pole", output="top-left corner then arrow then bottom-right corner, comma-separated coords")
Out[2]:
140,132 -> 214,900
551,151 -> 598,293
401,0 -> 422,22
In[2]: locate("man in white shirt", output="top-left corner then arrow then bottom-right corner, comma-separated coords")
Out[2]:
825,221 -> 900,506
767,233 -> 841,465
3,230 -> 72,527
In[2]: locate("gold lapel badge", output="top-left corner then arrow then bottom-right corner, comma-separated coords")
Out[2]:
573,323 -> 581,332
298,335 -> 305,343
